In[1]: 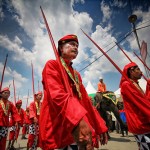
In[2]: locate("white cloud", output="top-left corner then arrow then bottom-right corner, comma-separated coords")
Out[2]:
0,7 -> 4,21
1,0 -> 150,108
100,0 -> 112,23
80,21 -> 148,87
0,62 -> 28,95
110,0 -> 127,8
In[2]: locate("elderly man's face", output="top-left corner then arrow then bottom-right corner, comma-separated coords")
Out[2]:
60,41 -> 78,60
1,91 -> 10,100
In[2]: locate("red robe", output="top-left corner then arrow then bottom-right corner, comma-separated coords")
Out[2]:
22,111 -> 30,134
29,101 -> 41,124
0,100 -> 20,127
120,63 -> 150,134
25,111 -> 30,124
27,101 -> 42,148
39,59 -> 107,149
18,108 -> 25,127
9,108 -> 25,140
0,99 -> 20,150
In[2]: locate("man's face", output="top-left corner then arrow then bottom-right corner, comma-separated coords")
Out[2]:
130,66 -> 142,80
1,90 -> 10,100
100,79 -> 103,82
16,104 -> 22,109
60,41 -> 78,60
35,94 -> 42,102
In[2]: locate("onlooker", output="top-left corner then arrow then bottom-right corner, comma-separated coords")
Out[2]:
97,77 -> 106,92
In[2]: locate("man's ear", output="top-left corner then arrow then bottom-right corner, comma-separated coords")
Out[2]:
60,46 -> 63,51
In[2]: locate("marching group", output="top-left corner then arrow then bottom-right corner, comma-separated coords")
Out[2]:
0,34 -> 150,150
0,88 -> 42,150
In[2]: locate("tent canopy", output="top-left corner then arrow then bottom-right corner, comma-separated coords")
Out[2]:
86,81 -> 97,94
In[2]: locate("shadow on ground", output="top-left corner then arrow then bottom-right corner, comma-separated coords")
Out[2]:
109,136 -> 131,142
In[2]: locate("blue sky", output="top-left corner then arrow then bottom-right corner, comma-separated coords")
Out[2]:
0,0 -> 150,108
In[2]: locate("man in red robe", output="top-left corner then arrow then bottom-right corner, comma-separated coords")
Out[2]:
27,91 -> 42,150
7,100 -> 25,149
39,34 -> 108,150
22,107 -> 30,139
0,87 -> 20,150
120,62 -> 150,149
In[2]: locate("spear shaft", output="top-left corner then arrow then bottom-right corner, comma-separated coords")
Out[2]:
26,89 -> 29,109
31,62 -> 35,98
13,78 -> 16,105
0,54 -> 8,91
115,42 -> 148,81
81,29 -> 149,93
40,6 -> 72,95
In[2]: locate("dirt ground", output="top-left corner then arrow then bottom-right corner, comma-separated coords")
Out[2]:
6,130 -> 138,150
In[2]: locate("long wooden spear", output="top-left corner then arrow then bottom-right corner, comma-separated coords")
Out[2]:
115,42 -> 148,81
31,61 -> 35,98
0,54 -> 8,91
38,80 -> 40,91
13,78 -> 16,105
81,29 -> 149,94
40,6 -> 72,95
26,89 -> 29,109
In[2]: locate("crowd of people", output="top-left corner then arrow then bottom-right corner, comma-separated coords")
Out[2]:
0,34 -> 150,150
0,87 -> 43,150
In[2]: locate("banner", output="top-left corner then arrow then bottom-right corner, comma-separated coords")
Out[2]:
140,41 -> 147,62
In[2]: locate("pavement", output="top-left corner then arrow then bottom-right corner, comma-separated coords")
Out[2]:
6,131 -> 138,150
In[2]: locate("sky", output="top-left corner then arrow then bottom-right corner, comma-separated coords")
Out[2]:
0,0 -> 150,109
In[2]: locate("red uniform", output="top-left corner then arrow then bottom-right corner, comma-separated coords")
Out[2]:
9,107 -> 25,140
0,96 -> 20,150
39,59 -> 108,149
22,110 -> 30,135
120,62 -> 150,135
27,100 -> 42,149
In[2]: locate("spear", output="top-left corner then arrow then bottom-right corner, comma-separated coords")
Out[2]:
38,80 -> 40,91
26,89 -> 29,109
40,6 -> 72,95
115,42 -> 148,81
31,61 -> 35,98
13,78 -> 16,105
0,54 -> 8,91
81,29 -> 149,94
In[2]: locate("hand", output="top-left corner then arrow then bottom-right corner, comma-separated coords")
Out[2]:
100,132 -> 108,145
15,122 -> 18,130
34,117 -> 38,124
72,119 -> 92,150
95,103 -> 100,109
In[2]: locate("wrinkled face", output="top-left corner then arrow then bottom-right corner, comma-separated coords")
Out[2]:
1,90 -> 10,100
129,66 -> 142,80
60,41 -> 78,60
35,94 -> 42,102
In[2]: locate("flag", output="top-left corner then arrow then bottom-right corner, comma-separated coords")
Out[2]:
140,41 -> 147,62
